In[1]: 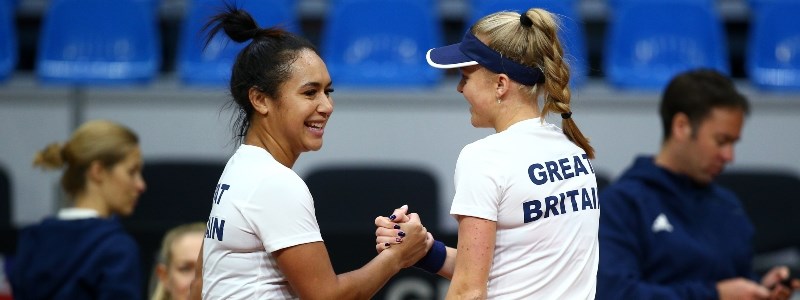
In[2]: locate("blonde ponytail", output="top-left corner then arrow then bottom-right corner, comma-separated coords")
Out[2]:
527,9 -> 595,159
32,142 -> 65,169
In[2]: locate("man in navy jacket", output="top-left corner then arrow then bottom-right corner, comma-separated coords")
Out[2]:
597,69 -> 800,300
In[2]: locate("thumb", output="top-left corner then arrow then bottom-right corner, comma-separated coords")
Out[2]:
390,204 -> 410,223
406,212 -> 421,224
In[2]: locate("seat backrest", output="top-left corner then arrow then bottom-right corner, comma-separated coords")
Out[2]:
321,0 -> 443,88
177,0 -> 297,86
0,164 -> 10,230
123,160 -> 224,231
746,1 -> 800,90
36,0 -> 161,85
0,0 -> 17,82
595,172 -> 612,194
604,1 -> 729,90
468,0 -> 589,88
715,170 -> 800,254
0,164 -> 15,256
304,166 -> 440,235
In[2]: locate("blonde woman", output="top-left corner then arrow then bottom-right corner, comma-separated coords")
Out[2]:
151,223 -> 205,300
9,120 -> 146,299
376,8 -> 600,299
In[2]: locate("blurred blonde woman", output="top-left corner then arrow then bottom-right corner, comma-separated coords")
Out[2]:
151,223 -> 205,300
9,120 -> 146,300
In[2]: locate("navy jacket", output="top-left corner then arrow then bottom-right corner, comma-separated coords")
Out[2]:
597,156 -> 756,299
9,217 -> 141,300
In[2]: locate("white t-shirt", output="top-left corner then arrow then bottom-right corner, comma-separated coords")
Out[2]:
450,118 -> 599,299
202,145 -> 323,299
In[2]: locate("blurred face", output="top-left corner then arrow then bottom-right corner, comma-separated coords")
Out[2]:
159,233 -> 203,300
99,146 -> 145,216
266,49 -> 334,156
457,65 -> 498,128
681,107 -> 745,184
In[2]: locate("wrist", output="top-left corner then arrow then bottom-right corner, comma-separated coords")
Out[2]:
413,240 -> 446,273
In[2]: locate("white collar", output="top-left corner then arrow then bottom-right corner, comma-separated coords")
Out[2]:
57,208 -> 101,220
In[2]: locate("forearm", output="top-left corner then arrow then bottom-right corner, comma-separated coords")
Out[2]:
435,246 -> 457,280
321,250 -> 403,300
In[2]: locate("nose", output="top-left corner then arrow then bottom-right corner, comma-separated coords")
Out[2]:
720,144 -> 735,163
137,175 -> 147,193
319,95 -> 334,118
456,80 -> 465,94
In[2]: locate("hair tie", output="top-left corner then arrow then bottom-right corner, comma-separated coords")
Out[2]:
561,112 -> 573,119
520,13 -> 534,27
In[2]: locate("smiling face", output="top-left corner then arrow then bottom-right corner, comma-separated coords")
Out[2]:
263,49 -> 334,158
98,146 -> 146,216
457,65 -> 499,129
677,107 -> 745,184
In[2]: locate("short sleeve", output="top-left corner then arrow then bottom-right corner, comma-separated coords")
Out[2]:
450,143 -> 501,222
243,175 -> 323,253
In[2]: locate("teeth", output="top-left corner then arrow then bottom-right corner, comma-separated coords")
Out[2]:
306,122 -> 323,129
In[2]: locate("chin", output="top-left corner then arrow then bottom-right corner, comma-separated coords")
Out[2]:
306,141 -> 324,151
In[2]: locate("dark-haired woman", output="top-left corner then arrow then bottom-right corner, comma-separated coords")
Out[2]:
193,6 -> 430,299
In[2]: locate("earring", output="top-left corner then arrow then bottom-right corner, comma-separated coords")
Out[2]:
497,98 -> 501,104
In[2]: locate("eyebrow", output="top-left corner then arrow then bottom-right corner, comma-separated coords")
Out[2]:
299,81 -> 332,89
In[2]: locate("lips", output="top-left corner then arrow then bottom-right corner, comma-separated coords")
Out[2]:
305,121 -> 326,137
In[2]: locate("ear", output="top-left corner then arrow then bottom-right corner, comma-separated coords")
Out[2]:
249,87 -> 270,115
495,73 -> 511,99
156,263 -> 168,283
87,160 -> 107,184
672,112 -> 693,141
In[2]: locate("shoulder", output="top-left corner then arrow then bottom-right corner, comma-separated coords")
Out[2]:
98,220 -> 139,251
600,177 -> 656,214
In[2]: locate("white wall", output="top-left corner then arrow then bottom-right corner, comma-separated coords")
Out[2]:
2,77 -> 799,232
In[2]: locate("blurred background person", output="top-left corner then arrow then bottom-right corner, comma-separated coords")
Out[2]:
151,222 -> 204,300
597,69 -> 800,300
8,119 -> 146,300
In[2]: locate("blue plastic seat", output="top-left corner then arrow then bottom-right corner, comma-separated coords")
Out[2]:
36,0 -> 161,85
747,1 -> 800,90
604,1 -> 729,90
469,0 -> 589,88
0,0 -> 17,82
177,0 -> 297,86
321,0 -> 443,88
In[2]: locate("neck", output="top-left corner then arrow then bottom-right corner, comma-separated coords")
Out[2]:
494,99 -> 540,132
244,128 -> 298,168
654,142 -> 684,176
72,192 -> 110,218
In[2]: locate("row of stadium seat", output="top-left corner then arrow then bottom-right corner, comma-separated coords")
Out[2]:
0,0 -> 799,90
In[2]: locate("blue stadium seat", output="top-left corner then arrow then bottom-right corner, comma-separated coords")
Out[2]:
36,0 -> 161,85
0,0 -> 17,82
747,1 -> 800,90
604,1 -> 729,90
177,0 -> 298,86
469,0 -> 589,88
321,0 -> 443,88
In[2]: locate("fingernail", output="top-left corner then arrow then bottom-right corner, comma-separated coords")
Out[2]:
389,215 -> 396,221
384,242 -> 391,248
398,231 -> 406,237
393,224 -> 401,229
396,237 -> 402,242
